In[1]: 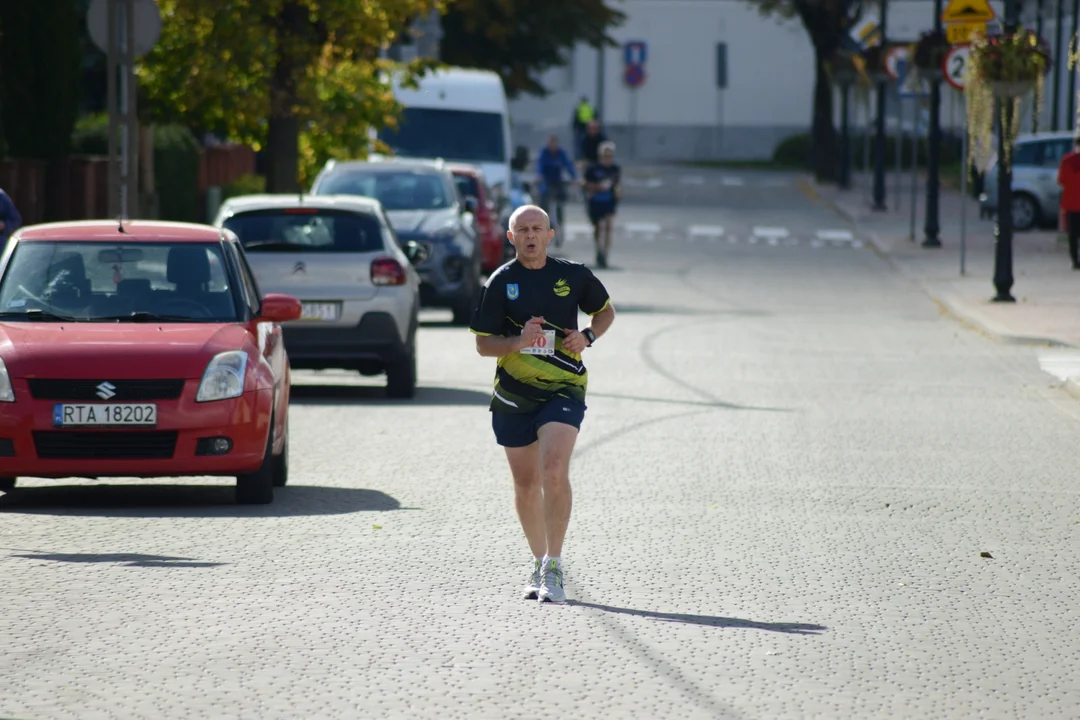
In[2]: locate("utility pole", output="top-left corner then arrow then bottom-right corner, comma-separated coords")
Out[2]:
1052,0 -> 1064,130
923,0 -> 944,247
872,0 -> 889,211
992,0 -> 1024,303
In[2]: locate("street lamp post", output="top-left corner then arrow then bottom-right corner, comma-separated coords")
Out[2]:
872,0 -> 890,210
834,61 -> 857,190
923,1 -> 945,248
992,0 -> 1025,303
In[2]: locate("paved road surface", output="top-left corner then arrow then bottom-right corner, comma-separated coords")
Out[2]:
3,165 -> 1079,719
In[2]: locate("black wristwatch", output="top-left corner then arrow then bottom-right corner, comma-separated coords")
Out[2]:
581,327 -> 596,346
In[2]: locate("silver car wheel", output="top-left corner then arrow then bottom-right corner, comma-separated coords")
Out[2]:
1012,194 -> 1037,231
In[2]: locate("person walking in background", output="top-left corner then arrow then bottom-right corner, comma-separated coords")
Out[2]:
536,136 -> 577,247
0,187 -> 22,252
1056,136 -> 1080,269
584,141 -> 621,269
577,120 -> 607,181
571,96 -> 594,160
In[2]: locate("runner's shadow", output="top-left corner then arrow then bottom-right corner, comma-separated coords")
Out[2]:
566,600 -> 826,634
3,551 -> 225,568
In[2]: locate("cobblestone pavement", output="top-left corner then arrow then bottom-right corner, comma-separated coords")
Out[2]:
2,167 -> 1080,719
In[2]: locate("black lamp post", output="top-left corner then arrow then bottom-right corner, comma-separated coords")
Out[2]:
833,58 -> 857,190
923,13 -> 945,247
992,0 -> 1025,303
871,0 -> 889,211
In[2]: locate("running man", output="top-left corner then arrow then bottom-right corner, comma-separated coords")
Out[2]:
536,135 -> 577,247
469,204 -> 616,604
584,141 -> 621,268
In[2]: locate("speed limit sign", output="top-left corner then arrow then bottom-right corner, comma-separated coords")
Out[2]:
944,44 -> 971,91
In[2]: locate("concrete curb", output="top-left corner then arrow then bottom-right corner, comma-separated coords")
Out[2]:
800,175 -> 1080,350
1066,377 -> 1080,403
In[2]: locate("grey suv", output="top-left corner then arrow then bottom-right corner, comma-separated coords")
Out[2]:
310,158 -> 482,325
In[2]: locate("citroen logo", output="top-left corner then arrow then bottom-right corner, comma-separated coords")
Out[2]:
96,381 -> 116,400
293,262 -> 306,274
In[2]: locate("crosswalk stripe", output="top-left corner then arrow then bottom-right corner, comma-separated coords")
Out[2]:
687,225 -> 725,241
815,229 -> 855,241
752,226 -> 790,238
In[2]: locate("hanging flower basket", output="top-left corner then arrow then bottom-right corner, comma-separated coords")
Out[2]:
965,30 -> 1052,175
861,45 -> 890,84
912,29 -> 950,80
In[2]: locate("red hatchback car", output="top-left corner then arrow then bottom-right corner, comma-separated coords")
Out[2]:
449,164 -> 504,274
0,220 -> 302,504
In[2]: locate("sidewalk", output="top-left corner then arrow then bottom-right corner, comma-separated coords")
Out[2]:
806,171 -> 1080,397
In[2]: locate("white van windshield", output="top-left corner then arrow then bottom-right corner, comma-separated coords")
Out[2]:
379,108 -> 505,163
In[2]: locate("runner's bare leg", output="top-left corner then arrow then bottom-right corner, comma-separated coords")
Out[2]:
602,215 -> 614,255
536,421 -> 578,558
505,443 -> 547,558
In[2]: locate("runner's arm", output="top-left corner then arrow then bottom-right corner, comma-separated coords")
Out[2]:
585,303 -> 615,341
475,334 -> 527,357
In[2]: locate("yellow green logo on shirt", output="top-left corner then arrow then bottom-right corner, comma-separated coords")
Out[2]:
553,278 -> 570,297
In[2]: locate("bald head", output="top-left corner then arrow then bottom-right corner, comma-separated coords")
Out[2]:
509,204 -> 550,233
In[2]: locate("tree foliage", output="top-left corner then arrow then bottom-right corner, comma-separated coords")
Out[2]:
138,0 -> 443,190
746,0 -> 864,182
439,0 -> 626,97
0,0 -> 82,160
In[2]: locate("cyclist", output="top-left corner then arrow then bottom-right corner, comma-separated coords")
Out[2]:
584,141 -> 621,268
536,135 -> 577,247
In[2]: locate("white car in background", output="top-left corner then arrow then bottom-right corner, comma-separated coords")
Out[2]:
212,194 -> 428,399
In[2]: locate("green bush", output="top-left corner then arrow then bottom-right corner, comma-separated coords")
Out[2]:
221,173 -> 266,201
71,113 -> 109,155
70,115 -> 201,222
154,124 -> 200,222
773,131 -> 964,170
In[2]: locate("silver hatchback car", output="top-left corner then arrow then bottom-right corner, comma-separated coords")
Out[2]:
980,131 -> 1075,231
212,194 -> 428,398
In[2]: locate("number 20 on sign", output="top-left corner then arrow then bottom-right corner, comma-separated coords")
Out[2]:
943,45 -> 970,91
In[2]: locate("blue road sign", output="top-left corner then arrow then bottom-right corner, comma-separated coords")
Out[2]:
624,63 -> 646,88
624,40 -> 647,66
896,59 -> 930,98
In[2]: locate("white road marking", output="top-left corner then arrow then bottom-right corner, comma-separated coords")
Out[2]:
816,229 -> 855,242
721,177 -> 745,186
687,225 -> 725,241
752,226 -> 790,239
1038,351 -> 1080,380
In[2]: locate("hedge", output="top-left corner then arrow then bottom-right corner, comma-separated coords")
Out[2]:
71,114 -> 201,222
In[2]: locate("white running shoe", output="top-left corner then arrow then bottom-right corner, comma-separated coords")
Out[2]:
538,558 -> 567,603
523,558 -> 543,600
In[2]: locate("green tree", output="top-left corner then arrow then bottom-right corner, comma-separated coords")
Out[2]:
0,0 -> 82,159
439,0 -> 626,97
138,0 -> 444,191
747,0 -> 863,183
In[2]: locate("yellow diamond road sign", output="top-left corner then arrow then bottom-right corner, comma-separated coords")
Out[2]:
942,0 -> 996,23
946,22 -> 987,44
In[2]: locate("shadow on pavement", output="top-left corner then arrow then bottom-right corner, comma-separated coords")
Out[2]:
567,600 -> 827,634
3,550 -> 226,568
0,484 -> 404,518
289,385 -> 490,406
612,304 -> 770,317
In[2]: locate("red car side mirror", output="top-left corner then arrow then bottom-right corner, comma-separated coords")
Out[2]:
260,293 -> 302,322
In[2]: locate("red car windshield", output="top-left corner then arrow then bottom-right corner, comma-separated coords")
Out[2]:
0,241 -> 240,322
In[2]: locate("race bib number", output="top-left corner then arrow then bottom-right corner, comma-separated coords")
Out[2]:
520,329 -> 556,356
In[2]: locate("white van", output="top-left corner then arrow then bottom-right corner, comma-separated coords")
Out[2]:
378,67 -> 513,202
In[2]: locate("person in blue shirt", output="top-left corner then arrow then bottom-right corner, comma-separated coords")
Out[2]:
584,141 -> 621,269
536,136 -> 576,247
0,188 -> 21,248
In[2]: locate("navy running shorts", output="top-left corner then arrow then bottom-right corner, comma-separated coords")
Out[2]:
492,396 -> 587,448
588,199 -> 616,225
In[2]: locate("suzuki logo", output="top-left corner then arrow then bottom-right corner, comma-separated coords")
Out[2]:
293,262 -> 306,274
96,381 -> 116,400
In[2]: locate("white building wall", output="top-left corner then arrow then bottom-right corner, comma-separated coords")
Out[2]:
507,0 -> 1080,162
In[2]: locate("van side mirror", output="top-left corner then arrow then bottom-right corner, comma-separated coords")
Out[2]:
463,195 -> 478,214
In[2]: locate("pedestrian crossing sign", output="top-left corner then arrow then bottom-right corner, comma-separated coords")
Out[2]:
942,0 -> 995,24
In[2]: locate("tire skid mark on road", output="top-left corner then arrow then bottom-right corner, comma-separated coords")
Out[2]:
573,408 -> 717,460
